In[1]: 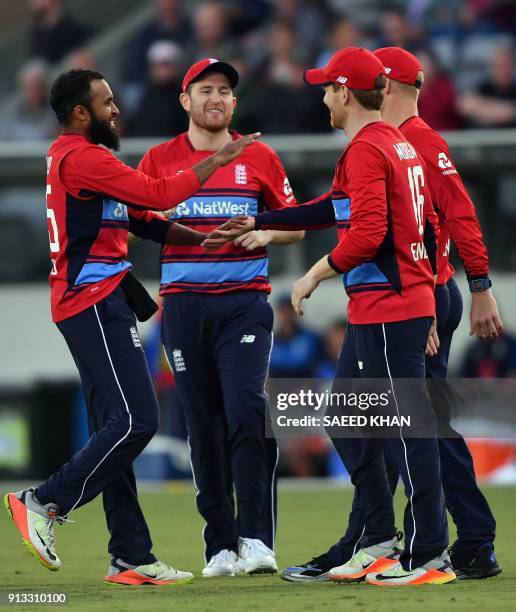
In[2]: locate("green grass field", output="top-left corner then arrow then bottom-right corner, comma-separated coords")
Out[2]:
1,483 -> 515,611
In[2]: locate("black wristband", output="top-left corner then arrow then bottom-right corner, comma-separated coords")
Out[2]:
468,277 -> 492,293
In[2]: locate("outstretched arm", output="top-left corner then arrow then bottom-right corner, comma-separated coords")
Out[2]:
64,133 -> 261,212
202,193 -> 335,248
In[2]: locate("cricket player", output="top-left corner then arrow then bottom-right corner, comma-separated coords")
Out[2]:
206,47 -> 456,586
304,47 -> 503,583
3,69 -> 257,585
263,47 -> 503,585
135,59 -> 304,577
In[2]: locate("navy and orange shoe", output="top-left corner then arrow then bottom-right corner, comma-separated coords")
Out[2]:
365,552 -> 456,586
281,552 -> 336,582
4,488 -> 62,571
328,533 -> 402,583
105,558 -> 194,586
449,542 -> 502,580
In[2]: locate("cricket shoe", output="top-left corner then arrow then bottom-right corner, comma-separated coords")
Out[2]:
449,541 -> 502,580
105,558 -> 194,586
366,551 -> 456,586
329,533 -> 402,583
281,552 -> 336,582
4,488 -> 63,571
237,537 -> 278,574
202,549 -> 238,577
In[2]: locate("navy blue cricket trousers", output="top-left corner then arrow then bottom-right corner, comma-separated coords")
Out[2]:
327,278 -> 495,565
36,287 -> 158,565
162,291 -> 278,562
428,278 -> 496,551
328,316 -> 448,570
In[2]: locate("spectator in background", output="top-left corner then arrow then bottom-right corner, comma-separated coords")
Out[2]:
187,1 -> 239,63
316,17 -> 365,68
458,46 -> 516,127
126,41 -> 188,137
244,0 -> 328,74
268,0 -> 329,58
269,294 -> 323,378
376,6 -> 424,53
417,49 -> 463,130
29,0 -> 91,64
314,319 -> 347,379
68,47 -> 97,71
460,330 -> 516,378
0,60 -> 56,141
238,20 -> 331,133
123,0 -> 191,84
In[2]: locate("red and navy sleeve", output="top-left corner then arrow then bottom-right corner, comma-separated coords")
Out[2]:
421,138 -> 489,280
259,147 -> 297,210
255,192 -> 335,230
328,142 -> 388,273
128,209 -> 171,243
61,144 -> 200,212
422,180 -> 439,275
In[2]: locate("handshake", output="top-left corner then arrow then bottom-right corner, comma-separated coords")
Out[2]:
201,215 -> 266,251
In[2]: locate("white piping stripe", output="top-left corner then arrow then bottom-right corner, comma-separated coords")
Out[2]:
67,304 -> 133,515
382,323 -> 416,571
266,329 -> 278,550
352,524 -> 366,557
186,436 -> 209,564
270,446 -> 279,549
163,347 -> 209,564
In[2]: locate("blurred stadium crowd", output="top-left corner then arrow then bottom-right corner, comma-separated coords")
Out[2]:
1,0 -> 516,140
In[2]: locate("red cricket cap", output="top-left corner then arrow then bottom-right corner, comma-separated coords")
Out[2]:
182,58 -> 239,92
374,47 -> 422,87
304,47 -> 386,90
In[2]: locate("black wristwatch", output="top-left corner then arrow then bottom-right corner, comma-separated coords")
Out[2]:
468,277 -> 492,293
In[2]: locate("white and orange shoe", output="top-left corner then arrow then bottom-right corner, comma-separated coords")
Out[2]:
365,552 -> 456,586
105,559 -> 194,586
328,534 -> 402,583
4,488 -> 62,571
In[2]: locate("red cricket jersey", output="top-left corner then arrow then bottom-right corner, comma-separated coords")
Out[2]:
46,133 -> 199,322
138,132 -> 297,295
328,121 -> 438,325
399,115 -> 489,285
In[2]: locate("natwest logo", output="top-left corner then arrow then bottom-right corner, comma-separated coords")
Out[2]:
173,200 -> 252,218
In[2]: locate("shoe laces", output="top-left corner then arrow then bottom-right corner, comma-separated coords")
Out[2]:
146,561 -> 176,576
208,550 -> 234,566
241,538 -> 272,557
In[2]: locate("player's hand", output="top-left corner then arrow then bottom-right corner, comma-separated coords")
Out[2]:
215,133 -> 261,166
291,273 -> 319,316
233,230 -> 273,251
425,317 -> 440,357
201,216 -> 255,249
470,289 -> 503,339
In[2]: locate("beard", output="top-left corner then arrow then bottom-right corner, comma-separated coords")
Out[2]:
189,104 -> 232,133
88,107 -> 120,151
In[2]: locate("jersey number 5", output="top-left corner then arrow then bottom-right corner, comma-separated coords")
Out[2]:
46,184 -> 59,275
407,165 -> 424,236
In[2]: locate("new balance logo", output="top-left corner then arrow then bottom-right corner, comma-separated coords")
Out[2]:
130,326 -> 142,349
235,163 -> 247,185
240,335 -> 256,344
172,348 -> 186,371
